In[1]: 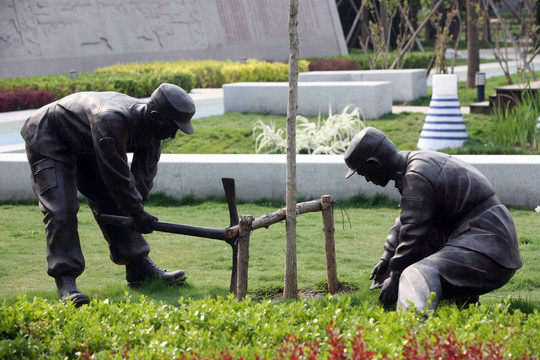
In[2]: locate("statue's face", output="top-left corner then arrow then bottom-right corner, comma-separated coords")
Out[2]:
148,111 -> 178,140
357,159 -> 390,187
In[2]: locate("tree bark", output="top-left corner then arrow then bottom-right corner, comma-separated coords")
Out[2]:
467,0 -> 480,88
284,0 -> 299,300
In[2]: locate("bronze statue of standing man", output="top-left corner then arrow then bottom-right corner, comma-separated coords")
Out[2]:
344,127 -> 522,313
21,83 -> 194,305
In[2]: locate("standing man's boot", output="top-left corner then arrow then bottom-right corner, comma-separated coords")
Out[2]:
55,275 -> 90,306
126,256 -> 186,288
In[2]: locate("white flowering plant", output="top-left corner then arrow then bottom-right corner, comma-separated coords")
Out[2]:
253,105 -> 366,154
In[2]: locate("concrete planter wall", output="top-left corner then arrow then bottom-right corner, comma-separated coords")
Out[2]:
2,153 -> 539,208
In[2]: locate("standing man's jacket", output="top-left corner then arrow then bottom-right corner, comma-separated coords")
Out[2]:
21,92 -> 159,215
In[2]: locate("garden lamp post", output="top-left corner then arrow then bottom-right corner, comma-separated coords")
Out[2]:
475,72 -> 486,102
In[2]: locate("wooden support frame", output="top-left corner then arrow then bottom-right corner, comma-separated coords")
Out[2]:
230,195 -> 339,300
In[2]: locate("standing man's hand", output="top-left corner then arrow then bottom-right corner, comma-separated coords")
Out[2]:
131,209 -> 157,233
369,259 -> 391,289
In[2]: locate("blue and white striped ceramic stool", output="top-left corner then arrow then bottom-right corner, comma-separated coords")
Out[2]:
417,74 -> 468,150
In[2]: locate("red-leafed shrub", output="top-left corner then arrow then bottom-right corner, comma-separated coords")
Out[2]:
0,88 -> 54,112
174,323 -> 522,360
308,58 -> 360,71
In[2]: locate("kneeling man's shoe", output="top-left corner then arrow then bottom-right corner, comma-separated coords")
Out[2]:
126,256 -> 186,288
55,275 -> 90,307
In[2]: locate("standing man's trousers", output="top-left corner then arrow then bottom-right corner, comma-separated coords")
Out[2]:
26,147 -> 150,278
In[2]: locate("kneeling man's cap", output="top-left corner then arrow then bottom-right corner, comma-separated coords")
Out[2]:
344,127 -> 387,179
150,83 -> 196,134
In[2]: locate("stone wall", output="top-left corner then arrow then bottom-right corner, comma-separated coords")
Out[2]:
0,0 -> 347,78
2,153 -> 540,208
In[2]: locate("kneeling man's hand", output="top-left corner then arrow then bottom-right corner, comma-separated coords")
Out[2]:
369,259 -> 391,289
379,277 -> 399,306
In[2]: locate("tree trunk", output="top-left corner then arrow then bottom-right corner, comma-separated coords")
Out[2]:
467,0 -> 480,88
284,0 -> 299,300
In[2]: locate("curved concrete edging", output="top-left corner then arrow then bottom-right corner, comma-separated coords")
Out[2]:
1,153 -> 539,208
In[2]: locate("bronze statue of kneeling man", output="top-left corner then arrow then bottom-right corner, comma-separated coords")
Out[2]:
21,83 -> 195,306
344,127 -> 522,313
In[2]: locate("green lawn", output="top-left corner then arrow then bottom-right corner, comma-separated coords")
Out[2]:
163,111 -> 430,154
164,110 -> 539,156
157,71 -> 538,157
1,197 -> 538,312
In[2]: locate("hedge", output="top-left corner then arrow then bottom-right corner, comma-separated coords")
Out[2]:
0,89 -> 54,112
0,72 -> 195,103
0,55 -> 430,112
0,295 -> 538,359
307,52 -> 434,70
95,59 -> 311,88
0,59 -> 310,111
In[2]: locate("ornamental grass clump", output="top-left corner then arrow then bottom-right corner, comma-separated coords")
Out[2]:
253,105 -> 366,154
492,89 -> 540,152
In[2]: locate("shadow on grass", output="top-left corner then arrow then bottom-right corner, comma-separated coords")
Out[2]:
128,279 -> 230,304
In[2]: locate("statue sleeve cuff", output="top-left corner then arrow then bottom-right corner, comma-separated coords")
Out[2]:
381,252 -> 393,262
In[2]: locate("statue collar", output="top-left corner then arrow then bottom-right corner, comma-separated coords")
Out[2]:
394,151 -> 411,191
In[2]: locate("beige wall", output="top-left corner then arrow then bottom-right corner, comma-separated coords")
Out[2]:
0,0 -> 347,78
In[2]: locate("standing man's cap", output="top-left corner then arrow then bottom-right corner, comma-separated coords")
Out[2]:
150,83 -> 196,134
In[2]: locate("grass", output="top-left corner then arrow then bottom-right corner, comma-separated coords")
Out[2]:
162,112 -> 428,155
160,70 -> 540,156
165,109 -> 540,156
162,112 -> 272,154
1,196 -> 539,313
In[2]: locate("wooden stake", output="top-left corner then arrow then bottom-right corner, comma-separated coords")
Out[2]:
321,195 -> 339,294
237,215 -> 254,301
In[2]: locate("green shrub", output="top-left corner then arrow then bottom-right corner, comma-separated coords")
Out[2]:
309,51 -> 433,70
400,51 -> 434,69
0,72 -> 194,103
96,59 -> 310,88
0,295 -> 537,359
222,59 -> 308,83
96,60 -> 229,88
